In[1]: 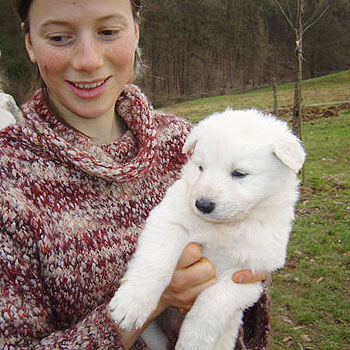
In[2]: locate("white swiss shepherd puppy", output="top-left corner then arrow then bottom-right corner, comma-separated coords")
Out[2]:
109,108 -> 306,350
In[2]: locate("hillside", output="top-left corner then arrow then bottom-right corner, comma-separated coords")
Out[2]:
161,70 -> 350,123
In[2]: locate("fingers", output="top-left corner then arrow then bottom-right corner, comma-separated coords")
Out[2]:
176,242 -> 202,269
172,257 -> 216,292
173,277 -> 217,311
160,243 -> 216,310
163,266 -> 216,310
232,270 -> 268,284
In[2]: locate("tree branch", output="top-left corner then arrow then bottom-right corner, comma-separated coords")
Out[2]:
287,0 -> 294,25
296,0 -> 301,27
273,0 -> 295,29
304,5 -> 329,33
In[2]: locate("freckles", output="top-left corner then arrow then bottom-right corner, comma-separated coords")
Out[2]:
37,50 -> 66,75
38,62 -> 58,82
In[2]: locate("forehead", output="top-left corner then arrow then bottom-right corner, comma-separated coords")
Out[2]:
28,0 -> 134,24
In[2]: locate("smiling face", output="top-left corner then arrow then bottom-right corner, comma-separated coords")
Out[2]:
24,0 -> 139,122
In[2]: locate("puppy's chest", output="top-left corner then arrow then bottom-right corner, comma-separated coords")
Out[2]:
201,240 -> 246,275
188,223 -> 263,273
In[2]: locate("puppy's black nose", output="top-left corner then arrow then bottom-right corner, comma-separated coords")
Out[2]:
195,199 -> 216,214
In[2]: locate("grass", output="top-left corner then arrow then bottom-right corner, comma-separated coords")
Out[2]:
161,70 -> 350,122
270,112 -> 350,350
160,70 -> 350,349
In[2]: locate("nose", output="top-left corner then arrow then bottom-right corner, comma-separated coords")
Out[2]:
72,36 -> 104,72
195,198 -> 216,214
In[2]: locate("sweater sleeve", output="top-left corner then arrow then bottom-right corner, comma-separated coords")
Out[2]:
0,220 -> 146,350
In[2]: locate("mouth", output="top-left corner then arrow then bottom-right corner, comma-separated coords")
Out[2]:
70,78 -> 108,90
67,77 -> 111,99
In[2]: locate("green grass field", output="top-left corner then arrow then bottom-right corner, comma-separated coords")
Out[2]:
270,112 -> 350,350
162,70 -> 350,122
163,71 -> 350,349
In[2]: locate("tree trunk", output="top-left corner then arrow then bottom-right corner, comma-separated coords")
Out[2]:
292,0 -> 304,141
272,76 -> 278,117
293,0 -> 306,185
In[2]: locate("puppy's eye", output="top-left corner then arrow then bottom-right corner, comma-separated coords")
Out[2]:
199,166 -> 203,172
232,170 -> 247,178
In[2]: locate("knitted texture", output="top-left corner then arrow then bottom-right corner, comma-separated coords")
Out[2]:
0,85 -> 270,349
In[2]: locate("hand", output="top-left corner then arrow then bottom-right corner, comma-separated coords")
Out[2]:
232,270 -> 268,284
159,243 -> 217,313
159,243 -> 268,312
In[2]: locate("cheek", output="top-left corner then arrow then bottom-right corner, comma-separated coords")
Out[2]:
35,49 -> 67,82
108,41 -> 136,70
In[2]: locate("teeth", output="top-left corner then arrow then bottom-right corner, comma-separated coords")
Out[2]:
73,80 -> 105,89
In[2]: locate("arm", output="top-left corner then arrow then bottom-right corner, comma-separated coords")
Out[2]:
0,224 -> 137,350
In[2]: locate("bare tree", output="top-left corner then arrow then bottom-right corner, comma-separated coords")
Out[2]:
273,0 -> 329,139
273,0 -> 328,185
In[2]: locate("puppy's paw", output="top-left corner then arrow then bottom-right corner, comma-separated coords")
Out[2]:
175,323 -> 215,350
109,285 -> 158,330
175,339 -> 210,350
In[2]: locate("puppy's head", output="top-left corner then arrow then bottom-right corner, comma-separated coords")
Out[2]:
182,109 -> 306,223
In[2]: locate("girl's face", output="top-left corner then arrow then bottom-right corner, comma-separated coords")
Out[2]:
25,0 -> 139,121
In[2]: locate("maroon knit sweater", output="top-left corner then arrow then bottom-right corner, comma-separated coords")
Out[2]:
0,85 -> 270,350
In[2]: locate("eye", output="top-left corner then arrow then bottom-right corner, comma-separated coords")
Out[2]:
47,34 -> 72,46
98,29 -> 121,39
199,166 -> 203,172
232,170 -> 247,178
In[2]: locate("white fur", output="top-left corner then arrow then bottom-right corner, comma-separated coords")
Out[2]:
109,109 -> 306,350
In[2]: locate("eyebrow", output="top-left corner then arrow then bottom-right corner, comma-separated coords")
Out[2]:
40,14 -> 128,29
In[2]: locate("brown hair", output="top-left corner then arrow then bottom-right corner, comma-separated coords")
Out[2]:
13,0 -> 141,33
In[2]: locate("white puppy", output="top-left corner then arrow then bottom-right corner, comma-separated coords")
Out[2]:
109,109 -> 306,350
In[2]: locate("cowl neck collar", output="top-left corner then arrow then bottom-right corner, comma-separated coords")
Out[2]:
20,85 -> 158,182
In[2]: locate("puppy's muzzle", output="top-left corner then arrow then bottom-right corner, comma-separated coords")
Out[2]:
195,198 -> 216,214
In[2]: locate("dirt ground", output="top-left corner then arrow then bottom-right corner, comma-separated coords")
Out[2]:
274,102 -> 350,122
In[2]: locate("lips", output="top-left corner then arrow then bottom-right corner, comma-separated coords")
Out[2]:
67,77 -> 111,99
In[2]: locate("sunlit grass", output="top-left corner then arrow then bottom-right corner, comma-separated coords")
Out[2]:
269,112 -> 350,349
161,70 -> 350,122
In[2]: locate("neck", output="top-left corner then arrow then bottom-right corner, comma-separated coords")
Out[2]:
73,112 -> 126,145
48,97 -> 126,145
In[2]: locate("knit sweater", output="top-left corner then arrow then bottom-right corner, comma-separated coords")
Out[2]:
0,85 -> 270,350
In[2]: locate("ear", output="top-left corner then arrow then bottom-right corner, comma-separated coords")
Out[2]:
183,121 -> 208,154
273,133 -> 306,173
183,126 -> 200,154
134,22 -> 140,49
24,32 -> 37,64
182,114 -> 216,153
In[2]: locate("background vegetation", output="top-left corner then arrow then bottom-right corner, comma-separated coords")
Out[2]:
140,0 -> 350,104
1,0 -> 350,104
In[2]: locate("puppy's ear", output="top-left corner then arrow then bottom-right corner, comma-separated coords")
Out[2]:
182,124 -> 202,154
183,113 -> 220,153
273,133 -> 306,173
